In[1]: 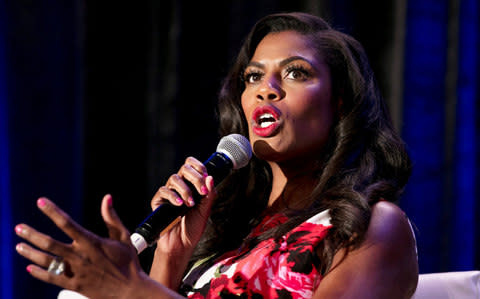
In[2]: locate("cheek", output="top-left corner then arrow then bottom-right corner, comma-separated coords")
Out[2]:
240,93 -> 254,123
292,91 -> 334,132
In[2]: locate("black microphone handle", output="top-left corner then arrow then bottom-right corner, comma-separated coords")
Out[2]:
132,152 -> 233,250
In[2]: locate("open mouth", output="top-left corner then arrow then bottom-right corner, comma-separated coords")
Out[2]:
252,105 -> 281,137
257,112 -> 277,128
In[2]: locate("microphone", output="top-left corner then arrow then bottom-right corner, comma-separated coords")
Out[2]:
130,134 -> 252,254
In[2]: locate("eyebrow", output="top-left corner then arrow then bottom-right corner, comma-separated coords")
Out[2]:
246,56 -> 313,69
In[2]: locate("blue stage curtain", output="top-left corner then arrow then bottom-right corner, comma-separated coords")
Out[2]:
450,0 -> 479,270
2,1 -> 84,298
0,1 -> 13,298
401,0 -> 449,274
401,0 -> 479,273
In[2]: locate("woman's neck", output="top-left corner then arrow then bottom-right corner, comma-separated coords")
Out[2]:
267,160 -> 320,209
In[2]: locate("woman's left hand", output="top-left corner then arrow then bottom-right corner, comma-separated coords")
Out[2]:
14,194 -> 147,298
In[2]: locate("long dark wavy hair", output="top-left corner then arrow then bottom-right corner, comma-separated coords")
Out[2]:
189,12 -> 412,274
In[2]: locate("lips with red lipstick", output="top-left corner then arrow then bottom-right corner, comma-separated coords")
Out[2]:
252,105 -> 282,137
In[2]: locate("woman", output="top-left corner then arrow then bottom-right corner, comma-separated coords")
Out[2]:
15,12 -> 418,298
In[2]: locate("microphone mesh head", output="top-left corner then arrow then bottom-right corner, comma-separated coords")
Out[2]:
217,134 -> 252,169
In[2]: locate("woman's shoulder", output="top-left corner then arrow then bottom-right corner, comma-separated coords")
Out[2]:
372,200 -> 404,216
314,201 -> 419,298
368,201 -> 416,246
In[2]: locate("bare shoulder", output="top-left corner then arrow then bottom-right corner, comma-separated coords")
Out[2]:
313,201 -> 419,299
368,201 -> 414,243
365,201 -> 418,277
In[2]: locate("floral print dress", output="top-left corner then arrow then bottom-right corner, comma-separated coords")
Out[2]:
181,209 -> 332,299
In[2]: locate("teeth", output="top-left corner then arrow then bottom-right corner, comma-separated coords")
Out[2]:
259,113 -> 273,120
260,121 -> 275,128
257,113 -> 276,127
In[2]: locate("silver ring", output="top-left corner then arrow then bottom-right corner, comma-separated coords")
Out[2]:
47,257 -> 65,275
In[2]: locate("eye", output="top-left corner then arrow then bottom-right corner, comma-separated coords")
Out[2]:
284,65 -> 311,81
243,70 -> 264,84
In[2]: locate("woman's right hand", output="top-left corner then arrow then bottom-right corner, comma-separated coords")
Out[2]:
148,157 -> 217,288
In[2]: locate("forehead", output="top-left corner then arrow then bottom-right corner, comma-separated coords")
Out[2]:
251,31 -> 320,63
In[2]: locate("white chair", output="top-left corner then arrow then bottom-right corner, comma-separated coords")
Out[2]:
412,271 -> 480,299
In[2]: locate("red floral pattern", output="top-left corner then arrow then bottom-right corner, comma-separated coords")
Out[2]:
183,210 -> 332,299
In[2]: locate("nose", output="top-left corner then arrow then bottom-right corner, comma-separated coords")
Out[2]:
256,76 -> 283,101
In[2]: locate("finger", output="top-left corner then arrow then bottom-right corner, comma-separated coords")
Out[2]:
200,176 -> 217,211
184,156 -> 207,177
25,264 -> 70,290
15,223 -> 71,258
100,194 -> 131,243
152,185 -> 184,210
36,197 -> 90,243
16,242 -> 56,269
178,163 -> 209,197
205,175 -> 216,194
166,173 -> 197,207
186,176 -> 217,222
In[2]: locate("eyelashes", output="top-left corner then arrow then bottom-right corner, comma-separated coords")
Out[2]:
242,64 -> 313,84
242,70 -> 263,83
284,64 -> 312,80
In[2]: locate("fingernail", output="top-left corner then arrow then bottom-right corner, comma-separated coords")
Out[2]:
26,265 -> 32,273
15,225 -> 24,235
16,244 -> 23,252
201,186 -> 208,195
37,198 -> 46,208
107,195 -> 113,207
176,197 -> 183,204
188,197 -> 195,206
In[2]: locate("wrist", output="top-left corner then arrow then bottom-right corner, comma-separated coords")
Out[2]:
149,246 -> 192,289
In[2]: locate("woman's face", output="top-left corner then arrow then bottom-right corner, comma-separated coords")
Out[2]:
241,30 -> 335,163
